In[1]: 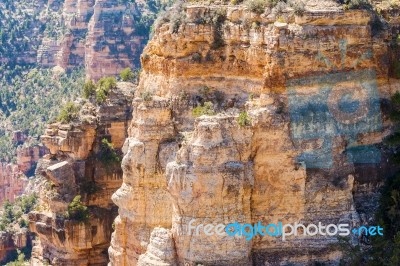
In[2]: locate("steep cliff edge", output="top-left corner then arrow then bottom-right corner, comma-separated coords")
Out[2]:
0,0 -> 166,80
109,2 -> 400,265
28,82 -> 134,265
38,0 -> 157,80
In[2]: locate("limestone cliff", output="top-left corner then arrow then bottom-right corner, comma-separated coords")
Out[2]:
0,229 -> 30,263
109,1 -> 400,265
38,0 -> 164,80
0,163 -> 27,205
1,0 -> 165,80
28,82 -> 134,265
0,138 -> 46,205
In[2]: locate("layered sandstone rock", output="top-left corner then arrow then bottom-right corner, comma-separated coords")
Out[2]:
137,227 -> 177,266
0,163 -> 28,204
1,0 -> 161,80
0,229 -> 30,263
29,82 -> 134,265
16,144 -> 48,176
36,0 -> 159,80
109,2 -> 400,265
109,97 -> 175,265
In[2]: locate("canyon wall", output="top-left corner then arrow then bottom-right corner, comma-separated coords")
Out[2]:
109,2 -> 400,265
37,0 -> 152,80
0,138 -> 46,204
0,163 -> 28,204
28,82 -> 134,265
1,0 -> 161,80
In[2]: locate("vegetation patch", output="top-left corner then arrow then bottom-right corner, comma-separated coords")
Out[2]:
57,102 -> 80,124
97,138 -> 121,165
211,9 -> 227,50
0,193 -> 37,231
66,195 -> 89,223
0,67 -> 84,162
82,76 -> 117,104
238,111 -> 252,127
192,102 -> 216,117
342,0 -> 371,10
141,91 -> 154,102
393,60 -> 400,79
245,0 -> 268,13
120,67 -> 139,82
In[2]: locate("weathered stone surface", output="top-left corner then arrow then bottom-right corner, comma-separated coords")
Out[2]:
29,82 -> 134,265
0,229 -> 29,263
109,97 -> 175,265
37,0 -> 156,81
0,163 -> 28,204
137,227 -> 177,266
109,3 -> 400,266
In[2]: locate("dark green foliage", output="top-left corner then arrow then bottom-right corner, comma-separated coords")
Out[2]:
1,200 -> 16,229
342,90 -> 400,265
338,237 -> 366,266
141,91 -> 153,101
245,0 -> 268,14
133,0 -> 174,37
0,194 -> 37,231
366,173 -> 400,265
120,67 -> 135,81
211,9 -> 227,50
0,135 -> 17,163
0,1 -> 44,64
18,219 -> 28,228
368,93 -> 400,259
98,139 -> 121,165
0,66 -> 84,162
5,249 -> 26,266
238,111 -> 251,127
57,102 -> 80,124
96,77 -> 117,104
387,92 -> 400,129
192,102 -> 215,117
82,80 -> 96,99
17,193 -> 37,214
393,60 -> 400,79
66,195 -> 89,223
342,0 -> 371,9
191,53 -> 202,63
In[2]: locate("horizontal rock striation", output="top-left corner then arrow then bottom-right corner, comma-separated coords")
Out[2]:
109,3 -> 400,266
29,82 -> 135,265
1,0 -> 160,80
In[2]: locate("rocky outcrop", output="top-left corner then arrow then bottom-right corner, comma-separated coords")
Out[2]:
109,97 -> 175,264
84,0 -> 150,81
37,0 -> 152,80
109,3 -> 400,265
29,82 -> 134,265
137,227 -> 176,266
0,229 -> 30,263
0,163 -> 28,204
1,0 -> 161,80
16,144 -> 48,176
0,134 -> 47,205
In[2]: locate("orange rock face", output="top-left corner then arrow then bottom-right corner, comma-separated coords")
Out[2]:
29,83 -> 135,265
0,163 -> 27,204
109,4 -> 400,266
36,0 -> 155,81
